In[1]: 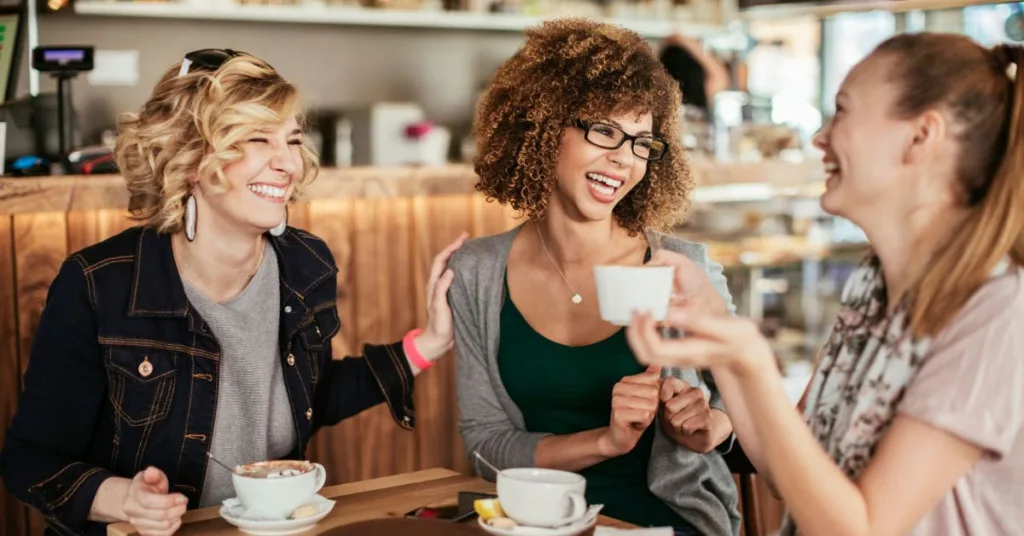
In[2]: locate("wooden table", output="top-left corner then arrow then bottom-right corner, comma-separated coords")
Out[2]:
107,468 -> 637,535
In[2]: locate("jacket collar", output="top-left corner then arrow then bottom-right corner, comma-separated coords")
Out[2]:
128,227 -> 336,318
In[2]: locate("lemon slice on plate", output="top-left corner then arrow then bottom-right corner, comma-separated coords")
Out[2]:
474,498 -> 505,520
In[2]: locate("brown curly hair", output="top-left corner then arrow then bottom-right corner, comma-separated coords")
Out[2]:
473,18 -> 692,233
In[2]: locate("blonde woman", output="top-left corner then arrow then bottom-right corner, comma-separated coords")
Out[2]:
0,49 -> 464,536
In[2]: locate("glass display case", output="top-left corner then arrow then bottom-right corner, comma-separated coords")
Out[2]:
674,178 -> 868,383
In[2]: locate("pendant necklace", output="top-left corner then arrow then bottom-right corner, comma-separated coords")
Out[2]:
535,224 -> 595,305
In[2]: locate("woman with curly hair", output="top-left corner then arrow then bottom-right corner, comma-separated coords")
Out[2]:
1,49 -> 463,536
451,19 -> 739,535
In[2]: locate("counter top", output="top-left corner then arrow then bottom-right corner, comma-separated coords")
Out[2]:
0,160 -> 823,215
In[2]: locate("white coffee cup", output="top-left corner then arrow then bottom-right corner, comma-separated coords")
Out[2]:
593,265 -> 675,326
496,468 -> 587,527
231,460 -> 326,520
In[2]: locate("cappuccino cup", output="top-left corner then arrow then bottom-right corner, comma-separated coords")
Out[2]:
231,460 -> 326,520
496,468 -> 587,527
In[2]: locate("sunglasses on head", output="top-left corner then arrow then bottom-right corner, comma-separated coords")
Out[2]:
177,48 -> 248,77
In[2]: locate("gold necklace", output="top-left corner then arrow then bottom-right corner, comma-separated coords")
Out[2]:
535,224 -> 596,305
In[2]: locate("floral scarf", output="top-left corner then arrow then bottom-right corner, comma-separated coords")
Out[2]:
778,253 -> 933,536
779,252 -> 1009,535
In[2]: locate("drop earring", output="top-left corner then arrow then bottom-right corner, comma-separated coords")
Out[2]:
269,206 -> 288,237
184,193 -> 198,242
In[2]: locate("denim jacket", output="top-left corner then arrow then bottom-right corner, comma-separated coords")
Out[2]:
0,226 -> 416,536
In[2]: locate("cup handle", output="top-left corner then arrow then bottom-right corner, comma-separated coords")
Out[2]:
312,463 -> 326,492
562,491 -> 587,524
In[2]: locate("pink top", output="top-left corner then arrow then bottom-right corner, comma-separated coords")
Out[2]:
898,269 -> 1024,536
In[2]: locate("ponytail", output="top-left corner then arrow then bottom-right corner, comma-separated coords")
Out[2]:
910,43 -> 1024,337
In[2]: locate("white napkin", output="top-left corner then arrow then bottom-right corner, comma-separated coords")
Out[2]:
593,528 -> 673,535
221,495 -> 335,521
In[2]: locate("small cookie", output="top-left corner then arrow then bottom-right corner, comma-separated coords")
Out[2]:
486,517 -> 518,529
291,504 -> 319,519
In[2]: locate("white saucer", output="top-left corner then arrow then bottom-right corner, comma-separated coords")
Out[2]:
219,494 -> 335,536
477,508 -> 600,536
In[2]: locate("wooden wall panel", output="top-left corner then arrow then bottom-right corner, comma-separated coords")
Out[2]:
13,213 -> 69,536
305,199 -> 358,486
286,203 -> 311,234
347,197 -> 419,481
470,195 -> 521,237
66,209 -> 133,253
0,215 -> 28,536
410,195 -> 475,476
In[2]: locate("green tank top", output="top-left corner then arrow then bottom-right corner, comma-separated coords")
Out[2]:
497,275 -> 694,531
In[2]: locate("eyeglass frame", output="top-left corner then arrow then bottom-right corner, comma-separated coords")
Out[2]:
572,119 -> 668,162
177,48 -> 249,77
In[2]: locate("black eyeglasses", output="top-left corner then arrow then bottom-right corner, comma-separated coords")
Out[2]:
574,120 -> 667,162
178,48 -> 248,77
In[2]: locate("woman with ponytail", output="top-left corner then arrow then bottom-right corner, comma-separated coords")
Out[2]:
625,33 -> 1024,536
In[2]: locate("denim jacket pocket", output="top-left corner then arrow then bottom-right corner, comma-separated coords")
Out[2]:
299,305 -> 340,385
105,348 -> 178,427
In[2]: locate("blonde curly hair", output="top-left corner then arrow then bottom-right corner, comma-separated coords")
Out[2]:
115,52 -> 320,234
474,18 -> 692,233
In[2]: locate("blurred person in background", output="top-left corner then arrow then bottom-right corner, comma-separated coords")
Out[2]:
659,33 -> 731,118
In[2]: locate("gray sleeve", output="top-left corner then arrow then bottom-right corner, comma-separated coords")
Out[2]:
701,248 -> 737,316
450,250 -> 549,479
699,248 -> 737,453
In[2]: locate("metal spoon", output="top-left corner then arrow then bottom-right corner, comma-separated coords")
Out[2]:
206,452 -> 239,475
473,451 -> 501,476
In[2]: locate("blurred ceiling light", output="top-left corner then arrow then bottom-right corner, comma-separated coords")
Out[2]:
48,0 -> 71,11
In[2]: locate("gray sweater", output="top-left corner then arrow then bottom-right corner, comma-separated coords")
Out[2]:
450,226 -> 741,536
183,241 -> 296,507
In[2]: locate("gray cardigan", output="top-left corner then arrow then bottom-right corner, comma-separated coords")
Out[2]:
449,225 -> 741,536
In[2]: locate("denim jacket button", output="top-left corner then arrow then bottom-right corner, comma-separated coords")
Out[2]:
286,354 -> 296,366
138,358 -> 153,378
305,408 -> 313,420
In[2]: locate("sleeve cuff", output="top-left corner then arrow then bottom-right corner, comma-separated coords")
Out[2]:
28,463 -> 114,535
363,341 -> 416,430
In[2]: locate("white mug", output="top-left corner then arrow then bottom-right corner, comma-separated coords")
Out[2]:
231,461 -> 326,520
496,468 -> 587,527
593,265 -> 675,326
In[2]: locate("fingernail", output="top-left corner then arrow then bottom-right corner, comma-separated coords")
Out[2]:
177,496 -> 188,505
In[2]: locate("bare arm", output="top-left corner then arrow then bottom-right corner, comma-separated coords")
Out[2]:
534,428 -> 618,472
737,365 -> 982,536
628,311 -> 1002,536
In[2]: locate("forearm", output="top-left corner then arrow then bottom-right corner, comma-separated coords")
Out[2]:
710,368 -> 775,483
89,477 -> 130,523
535,428 -> 618,472
665,409 -> 733,453
738,368 -> 869,536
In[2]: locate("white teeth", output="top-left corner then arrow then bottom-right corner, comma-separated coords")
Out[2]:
248,184 -> 286,198
586,173 -> 623,189
591,182 -> 615,196
824,162 -> 840,174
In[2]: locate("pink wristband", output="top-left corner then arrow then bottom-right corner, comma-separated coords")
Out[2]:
403,328 -> 434,371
